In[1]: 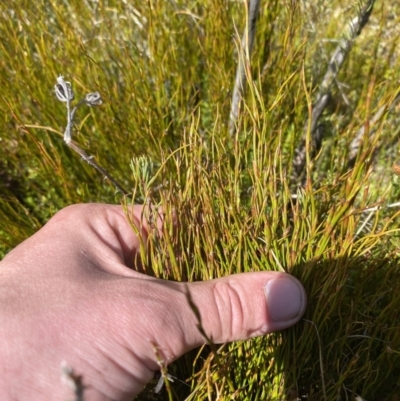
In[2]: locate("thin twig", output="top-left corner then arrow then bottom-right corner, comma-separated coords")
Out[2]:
360,201 -> 400,214
65,139 -> 129,195
229,0 -> 260,137
293,0 -> 375,181
355,201 -> 400,236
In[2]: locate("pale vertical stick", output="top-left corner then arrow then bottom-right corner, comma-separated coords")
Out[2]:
229,0 -> 261,137
292,0 -> 375,182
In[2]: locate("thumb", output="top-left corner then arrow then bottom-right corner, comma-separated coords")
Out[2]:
161,272 -> 306,357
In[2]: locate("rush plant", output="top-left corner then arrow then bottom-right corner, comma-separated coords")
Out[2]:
1,0 -> 400,400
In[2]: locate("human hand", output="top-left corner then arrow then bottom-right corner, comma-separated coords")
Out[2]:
0,203 -> 306,401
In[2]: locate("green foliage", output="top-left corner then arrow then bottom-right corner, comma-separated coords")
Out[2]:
1,0 -> 400,399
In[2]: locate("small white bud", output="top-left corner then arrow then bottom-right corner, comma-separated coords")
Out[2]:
84,92 -> 102,106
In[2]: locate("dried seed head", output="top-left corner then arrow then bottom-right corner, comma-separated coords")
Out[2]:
55,75 -> 74,102
84,92 -> 102,107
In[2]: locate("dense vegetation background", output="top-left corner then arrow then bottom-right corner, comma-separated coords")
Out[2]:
1,0 -> 400,399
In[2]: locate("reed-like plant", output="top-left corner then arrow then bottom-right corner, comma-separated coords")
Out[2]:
1,0 -> 400,400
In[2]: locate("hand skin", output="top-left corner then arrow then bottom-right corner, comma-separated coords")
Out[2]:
0,203 -> 307,401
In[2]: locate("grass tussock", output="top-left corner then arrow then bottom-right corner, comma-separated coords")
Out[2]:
1,0 -> 400,400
